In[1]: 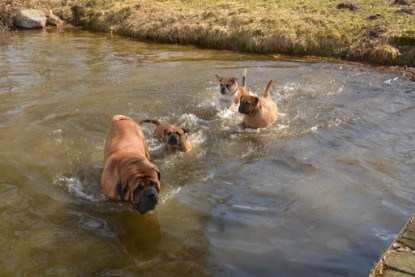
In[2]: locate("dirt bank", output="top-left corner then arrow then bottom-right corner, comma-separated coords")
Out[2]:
2,0 -> 415,72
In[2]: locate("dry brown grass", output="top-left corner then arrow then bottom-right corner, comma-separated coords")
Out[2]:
73,0 -> 415,66
369,44 -> 401,64
2,0 -> 415,66
0,0 -> 26,34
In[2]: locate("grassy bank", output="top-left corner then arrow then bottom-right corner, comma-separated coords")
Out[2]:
2,0 -> 415,68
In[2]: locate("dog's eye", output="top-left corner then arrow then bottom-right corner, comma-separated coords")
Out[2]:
149,181 -> 160,192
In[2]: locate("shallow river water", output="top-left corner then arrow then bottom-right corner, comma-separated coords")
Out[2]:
0,29 -> 414,276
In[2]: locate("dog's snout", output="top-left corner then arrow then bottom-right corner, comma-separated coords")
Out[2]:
168,134 -> 180,145
220,86 -> 227,95
143,188 -> 158,203
238,104 -> 247,114
147,191 -> 156,200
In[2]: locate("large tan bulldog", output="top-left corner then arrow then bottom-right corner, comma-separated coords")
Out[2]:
141,119 -> 192,153
215,68 -> 250,110
101,115 -> 161,214
238,80 -> 278,129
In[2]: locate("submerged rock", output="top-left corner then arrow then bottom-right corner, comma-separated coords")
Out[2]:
15,9 -> 47,29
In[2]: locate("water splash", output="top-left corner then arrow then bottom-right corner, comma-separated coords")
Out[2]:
55,175 -> 107,203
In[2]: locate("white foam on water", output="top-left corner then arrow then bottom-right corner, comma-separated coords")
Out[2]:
160,186 -> 181,204
55,175 -> 107,203
178,113 -> 203,124
214,105 -> 237,118
147,135 -> 164,153
230,204 -> 268,211
383,77 -> 399,84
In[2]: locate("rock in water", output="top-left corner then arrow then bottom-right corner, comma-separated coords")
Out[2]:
15,9 -> 47,29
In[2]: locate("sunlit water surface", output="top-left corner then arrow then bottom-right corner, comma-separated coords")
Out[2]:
0,29 -> 414,276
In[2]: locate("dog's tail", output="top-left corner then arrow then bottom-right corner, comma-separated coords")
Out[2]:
140,119 -> 161,126
263,80 -> 273,99
242,68 -> 247,87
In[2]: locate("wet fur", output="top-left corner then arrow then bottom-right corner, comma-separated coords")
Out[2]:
141,119 -> 192,153
215,68 -> 250,110
238,80 -> 278,129
101,115 -> 161,214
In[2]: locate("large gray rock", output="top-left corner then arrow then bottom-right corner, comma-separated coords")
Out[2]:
15,9 -> 47,29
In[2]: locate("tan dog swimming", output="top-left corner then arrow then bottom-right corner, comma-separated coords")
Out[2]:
101,115 -> 161,214
238,80 -> 278,129
215,68 -> 250,110
141,119 -> 192,153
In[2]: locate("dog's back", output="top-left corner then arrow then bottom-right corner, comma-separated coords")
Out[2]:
102,115 -> 150,199
104,115 -> 148,160
141,119 -> 167,141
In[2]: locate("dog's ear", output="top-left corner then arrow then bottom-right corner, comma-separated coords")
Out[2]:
253,96 -> 260,106
152,165 -> 161,181
181,127 -> 190,134
116,180 -> 128,202
215,74 -> 222,81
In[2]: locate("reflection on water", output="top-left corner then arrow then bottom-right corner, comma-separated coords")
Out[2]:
0,28 -> 414,276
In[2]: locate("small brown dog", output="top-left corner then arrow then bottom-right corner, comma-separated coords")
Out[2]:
238,80 -> 278,129
215,68 -> 250,110
141,119 -> 192,153
101,115 -> 161,214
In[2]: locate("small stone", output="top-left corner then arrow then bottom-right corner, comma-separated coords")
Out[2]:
393,242 -> 402,249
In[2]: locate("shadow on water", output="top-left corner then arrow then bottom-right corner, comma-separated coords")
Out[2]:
113,211 -> 163,261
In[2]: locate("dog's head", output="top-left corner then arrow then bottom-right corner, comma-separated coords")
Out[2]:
238,95 -> 260,115
215,75 -> 238,96
163,126 -> 191,152
117,159 -> 161,214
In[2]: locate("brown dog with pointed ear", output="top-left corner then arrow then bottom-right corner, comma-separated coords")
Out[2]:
101,115 -> 161,214
238,80 -> 278,129
141,119 -> 192,153
215,68 -> 250,110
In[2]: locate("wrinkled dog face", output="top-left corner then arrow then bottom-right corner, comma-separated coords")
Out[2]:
132,178 -> 160,214
238,95 -> 259,115
164,128 -> 189,148
216,75 -> 238,96
118,168 -> 161,214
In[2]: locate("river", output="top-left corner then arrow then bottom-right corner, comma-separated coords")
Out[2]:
0,28 -> 414,276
